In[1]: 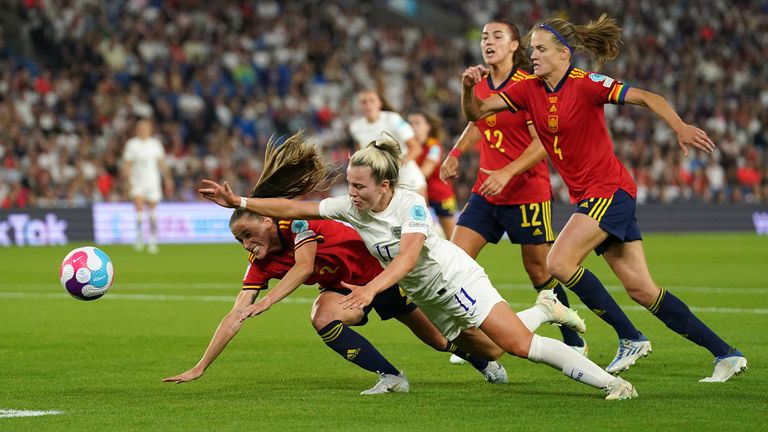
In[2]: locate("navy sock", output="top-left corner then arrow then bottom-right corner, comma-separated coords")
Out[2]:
535,277 -> 584,347
649,288 -> 733,357
318,320 -> 399,375
565,267 -> 641,340
441,340 -> 489,371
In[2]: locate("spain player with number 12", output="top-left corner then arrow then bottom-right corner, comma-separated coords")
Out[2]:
461,14 -> 746,382
440,19 -> 586,356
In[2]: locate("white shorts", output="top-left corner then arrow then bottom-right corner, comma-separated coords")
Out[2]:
414,273 -> 506,341
130,181 -> 162,203
398,161 -> 427,192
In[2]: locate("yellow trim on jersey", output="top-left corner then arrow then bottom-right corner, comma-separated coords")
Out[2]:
648,287 -> 667,314
587,198 -> 606,219
320,322 -> 344,343
565,266 -> 586,289
569,68 -> 587,79
512,70 -> 527,82
248,253 -> 256,264
595,196 -> 613,221
542,200 -> 555,242
497,92 -> 520,113
294,234 -> 323,250
242,284 -> 265,290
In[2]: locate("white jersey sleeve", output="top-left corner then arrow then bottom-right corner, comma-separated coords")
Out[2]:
318,195 -> 353,222
398,192 -> 431,237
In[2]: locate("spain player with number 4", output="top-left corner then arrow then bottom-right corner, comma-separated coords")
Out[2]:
440,19 -> 586,358
461,14 -> 746,382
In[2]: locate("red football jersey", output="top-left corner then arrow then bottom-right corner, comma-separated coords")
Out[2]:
242,219 -> 384,290
499,67 -> 636,202
416,137 -> 455,201
473,67 -> 552,205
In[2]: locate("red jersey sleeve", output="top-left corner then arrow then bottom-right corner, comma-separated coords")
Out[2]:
278,219 -> 325,250
580,72 -> 630,105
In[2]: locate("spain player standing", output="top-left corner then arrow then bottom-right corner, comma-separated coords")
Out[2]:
408,111 -> 457,238
461,14 -> 746,381
440,19 -> 586,356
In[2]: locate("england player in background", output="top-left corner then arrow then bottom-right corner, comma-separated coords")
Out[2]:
349,90 -> 427,199
122,119 -> 172,254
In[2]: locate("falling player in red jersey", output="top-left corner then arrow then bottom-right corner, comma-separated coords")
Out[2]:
163,142 -> 509,395
461,14 -> 746,382
440,19 -> 586,357
408,111 -> 457,238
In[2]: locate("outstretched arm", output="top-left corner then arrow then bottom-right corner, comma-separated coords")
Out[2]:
162,289 -> 259,383
239,242 -> 317,321
339,232 -> 425,310
624,88 -> 716,157
199,179 -> 322,220
461,65 -> 509,121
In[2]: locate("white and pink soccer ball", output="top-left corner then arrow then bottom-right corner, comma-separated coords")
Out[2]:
59,246 -> 114,301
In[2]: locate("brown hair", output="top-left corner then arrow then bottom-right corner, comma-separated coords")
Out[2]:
412,112 -> 446,143
536,13 -> 622,66
487,18 -> 530,69
249,130 -> 335,199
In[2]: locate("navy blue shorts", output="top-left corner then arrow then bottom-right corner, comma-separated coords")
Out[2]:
321,284 -> 416,326
575,189 -> 643,255
429,196 -> 457,218
457,193 -> 555,244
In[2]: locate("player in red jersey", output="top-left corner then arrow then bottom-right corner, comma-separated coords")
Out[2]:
408,111 -> 457,238
461,14 -> 746,382
163,141 -> 509,394
440,19 -> 586,356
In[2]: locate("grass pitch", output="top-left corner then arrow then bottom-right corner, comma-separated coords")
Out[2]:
1,233 -> 766,431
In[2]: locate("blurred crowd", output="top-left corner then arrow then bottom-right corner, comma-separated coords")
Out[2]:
1,0 -> 766,209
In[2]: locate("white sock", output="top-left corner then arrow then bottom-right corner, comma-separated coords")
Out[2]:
135,212 -> 144,243
527,334 -> 613,389
516,307 -> 548,332
148,209 -> 158,243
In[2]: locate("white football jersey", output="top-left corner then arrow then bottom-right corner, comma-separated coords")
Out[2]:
319,188 -> 486,308
348,111 -> 426,191
122,136 -> 165,187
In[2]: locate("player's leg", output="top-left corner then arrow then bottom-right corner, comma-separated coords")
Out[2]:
437,196 -> 457,240
311,291 -> 402,377
522,242 -> 586,353
478,302 -> 636,399
603,240 -> 746,381
132,195 -> 145,251
146,200 -> 159,254
548,213 -> 643,342
395,308 -> 506,376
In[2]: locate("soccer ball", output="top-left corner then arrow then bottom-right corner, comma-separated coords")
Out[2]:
59,246 -> 114,301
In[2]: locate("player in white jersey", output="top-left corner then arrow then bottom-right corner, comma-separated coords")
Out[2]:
349,90 -> 427,197
200,132 -> 638,400
122,119 -> 172,254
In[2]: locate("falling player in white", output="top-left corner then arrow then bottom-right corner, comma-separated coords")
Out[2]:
349,90 -> 427,198
200,133 -> 638,400
122,119 -> 172,253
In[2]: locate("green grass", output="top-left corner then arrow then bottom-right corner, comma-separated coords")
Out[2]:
1,233 -> 767,431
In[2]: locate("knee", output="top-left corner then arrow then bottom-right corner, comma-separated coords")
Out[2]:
310,309 -> 338,331
545,252 -> 572,282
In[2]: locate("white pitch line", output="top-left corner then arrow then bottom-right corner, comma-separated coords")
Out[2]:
0,409 -> 63,418
0,291 -> 767,315
1,282 -> 766,295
